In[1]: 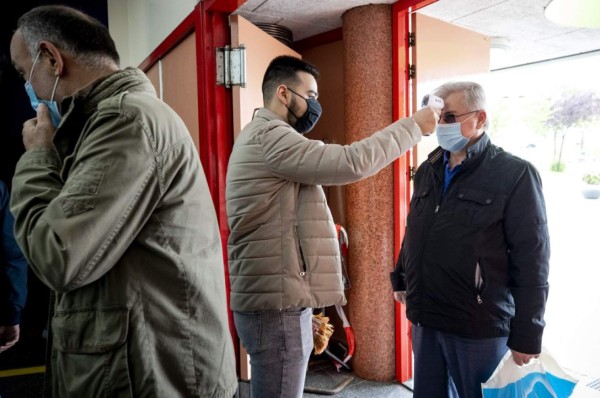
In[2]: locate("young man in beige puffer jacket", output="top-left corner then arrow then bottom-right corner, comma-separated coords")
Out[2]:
226,55 -> 438,398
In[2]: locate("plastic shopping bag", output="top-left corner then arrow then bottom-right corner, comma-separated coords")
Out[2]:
481,347 -> 578,398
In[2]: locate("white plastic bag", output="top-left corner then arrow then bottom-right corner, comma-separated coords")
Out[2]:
481,347 -> 578,398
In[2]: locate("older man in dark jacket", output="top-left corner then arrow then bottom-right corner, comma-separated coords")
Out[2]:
391,81 -> 550,398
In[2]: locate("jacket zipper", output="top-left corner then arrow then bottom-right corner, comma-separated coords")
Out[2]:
294,226 -> 308,277
417,180 -> 445,323
298,244 -> 307,276
437,175 -> 485,305
475,261 -> 484,304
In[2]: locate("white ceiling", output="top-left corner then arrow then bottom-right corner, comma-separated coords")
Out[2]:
233,0 -> 600,70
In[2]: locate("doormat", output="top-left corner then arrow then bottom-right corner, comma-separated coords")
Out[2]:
304,366 -> 355,395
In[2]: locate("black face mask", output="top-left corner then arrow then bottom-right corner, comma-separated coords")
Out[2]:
286,87 -> 322,134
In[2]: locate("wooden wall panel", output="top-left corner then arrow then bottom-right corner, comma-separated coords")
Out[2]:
160,33 -> 201,152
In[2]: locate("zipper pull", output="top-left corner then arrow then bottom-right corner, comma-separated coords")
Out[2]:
477,294 -> 483,304
434,204 -> 440,213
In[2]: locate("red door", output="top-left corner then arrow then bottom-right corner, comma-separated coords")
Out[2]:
138,0 -> 246,374
392,0 -> 438,384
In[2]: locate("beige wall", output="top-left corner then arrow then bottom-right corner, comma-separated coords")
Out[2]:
300,40 -> 346,226
161,33 -> 200,152
414,13 -> 490,164
415,13 -> 490,84
230,15 -> 300,140
108,0 -> 198,68
142,34 -> 200,153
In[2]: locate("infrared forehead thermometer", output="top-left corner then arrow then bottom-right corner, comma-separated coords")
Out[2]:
421,94 -> 444,110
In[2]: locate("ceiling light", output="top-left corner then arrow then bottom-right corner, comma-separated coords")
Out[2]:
490,37 -> 509,51
489,37 -> 510,69
545,0 -> 600,28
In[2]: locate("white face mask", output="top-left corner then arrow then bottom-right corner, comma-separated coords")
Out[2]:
436,112 -> 478,152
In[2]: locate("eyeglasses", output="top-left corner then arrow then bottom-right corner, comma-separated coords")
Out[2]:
287,87 -> 318,100
439,110 -> 479,124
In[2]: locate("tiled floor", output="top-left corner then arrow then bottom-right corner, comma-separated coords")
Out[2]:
234,360 -> 413,398
302,361 -> 413,398
304,375 -> 413,398
1,367 -> 412,398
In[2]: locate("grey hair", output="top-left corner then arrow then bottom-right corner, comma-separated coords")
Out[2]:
432,81 -> 489,130
17,5 -> 120,69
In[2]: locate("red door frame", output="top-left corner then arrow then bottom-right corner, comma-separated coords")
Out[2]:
138,0 -> 245,371
139,0 -> 450,380
392,0 -> 438,383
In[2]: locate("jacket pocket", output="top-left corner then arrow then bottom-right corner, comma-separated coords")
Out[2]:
293,225 -> 308,277
408,187 -> 432,221
61,161 -> 109,217
66,161 -> 108,195
52,307 -> 133,397
453,188 -> 500,228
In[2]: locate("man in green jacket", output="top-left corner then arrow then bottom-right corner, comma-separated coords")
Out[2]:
226,55 -> 438,397
9,5 -> 236,397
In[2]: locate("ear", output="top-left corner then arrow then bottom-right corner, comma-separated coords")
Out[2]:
477,110 -> 487,130
275,84 -> 291,106
39,41 -> 64,77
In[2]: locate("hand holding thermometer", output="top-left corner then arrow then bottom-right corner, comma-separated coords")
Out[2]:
410,94 -> 443,136
421,94 -> 444,110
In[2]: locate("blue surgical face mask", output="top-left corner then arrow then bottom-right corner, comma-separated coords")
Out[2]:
286,87 -> 322,134
24,51 -> 62,128
436,123 -> 469,152
436,112 -> 478,152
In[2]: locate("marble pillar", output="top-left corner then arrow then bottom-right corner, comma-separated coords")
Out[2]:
342,4 -> 396,381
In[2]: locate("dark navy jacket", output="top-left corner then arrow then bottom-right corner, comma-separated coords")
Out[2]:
1,180 -> 28,326
391,139 -> 550,354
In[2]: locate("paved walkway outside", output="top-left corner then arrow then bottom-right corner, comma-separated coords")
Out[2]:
541,170 -> 600,381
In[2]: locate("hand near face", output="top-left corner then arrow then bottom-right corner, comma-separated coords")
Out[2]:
0,324 -> 20,353
22,103 -> 56,151
411,107 -> 439,136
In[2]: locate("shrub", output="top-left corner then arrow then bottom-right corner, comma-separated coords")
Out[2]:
582,173 -> 600,185
551,161 -> 565,172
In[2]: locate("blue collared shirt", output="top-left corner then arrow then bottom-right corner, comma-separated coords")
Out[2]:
442,133 -> 490,194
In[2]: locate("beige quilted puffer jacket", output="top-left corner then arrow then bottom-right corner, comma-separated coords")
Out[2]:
226,108 -> 422,312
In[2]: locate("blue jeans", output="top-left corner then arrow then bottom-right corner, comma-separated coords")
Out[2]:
234,307 -> 313,398
412,323 -> 509,398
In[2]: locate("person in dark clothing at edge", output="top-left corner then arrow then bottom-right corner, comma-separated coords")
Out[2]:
0,180 -> 28,354
390,81 -> 550,398
9,5 -> 236,397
